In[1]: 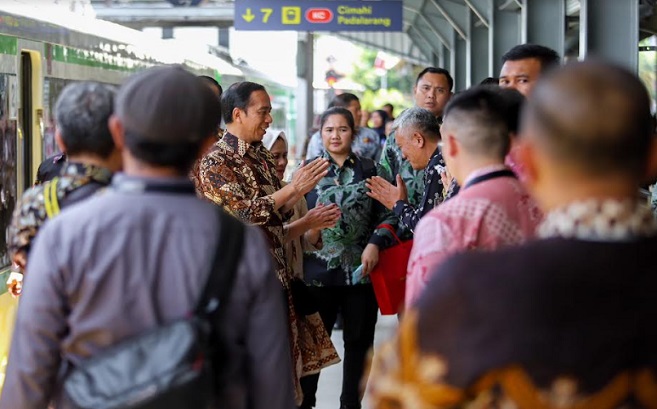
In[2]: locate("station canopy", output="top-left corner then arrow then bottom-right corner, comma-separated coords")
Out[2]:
91,0 -> 657,68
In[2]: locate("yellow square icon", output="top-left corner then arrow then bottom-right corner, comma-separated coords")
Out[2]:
282,6 -> 301,25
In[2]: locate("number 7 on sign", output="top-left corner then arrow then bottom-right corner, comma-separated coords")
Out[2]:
261,8 -> 273,23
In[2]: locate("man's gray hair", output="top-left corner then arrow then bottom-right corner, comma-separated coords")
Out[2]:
391,107 -> 441,142
55,81 -> 116,158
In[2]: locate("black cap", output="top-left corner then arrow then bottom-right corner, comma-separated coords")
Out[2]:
116,65 -> 221,145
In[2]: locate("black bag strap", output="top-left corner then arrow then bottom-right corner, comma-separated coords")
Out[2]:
196,209 -> 245,317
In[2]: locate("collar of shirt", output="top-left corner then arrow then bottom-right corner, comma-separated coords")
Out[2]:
462,164 -> 510,189
427,146 -> 443,171
222,131 -> 263,157
537,198 -> 657,241
322,151 -> 358,169
61,162 -> 113,185
111,173 -> 196,194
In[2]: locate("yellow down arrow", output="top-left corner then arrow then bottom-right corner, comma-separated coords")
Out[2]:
242,8 -> 255,23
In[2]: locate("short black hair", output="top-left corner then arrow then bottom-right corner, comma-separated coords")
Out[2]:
479,77 -> 499,86
55,82 -> 116,158
493,87 -> 525,135
443,86 -> 510,159
501,44 -> 560,72
328,92 -> 359,109
198,75 -> 223,95
415,67 -> 454,92
222,81 -> 266,124
320,107 -> 355,133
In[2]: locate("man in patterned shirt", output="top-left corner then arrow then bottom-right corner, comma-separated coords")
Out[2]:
367,107 -> 450,233
196,81 -> 339,404
6,82 -> 121,296
369,67 -> 454,236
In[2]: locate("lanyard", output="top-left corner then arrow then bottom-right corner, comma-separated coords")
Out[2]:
463,169 -> 517,190
112,179 -> 197,195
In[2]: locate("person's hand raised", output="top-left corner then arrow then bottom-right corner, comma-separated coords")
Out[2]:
304,203 -> 341,230
291,158 -> 330,196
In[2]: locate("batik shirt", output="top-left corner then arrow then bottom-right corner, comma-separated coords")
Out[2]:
303,152 -> 397,286
196,132 -> 291,286
375,132 -> 426,241
196,133 -> 340,401
391,146 -> 460,233
305,126 -> 382,161
8,162 -> 113,261
367,199 -> 657,409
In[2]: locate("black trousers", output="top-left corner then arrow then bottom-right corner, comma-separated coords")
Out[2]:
300,284 -> 379,409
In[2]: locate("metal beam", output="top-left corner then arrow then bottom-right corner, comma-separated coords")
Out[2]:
456,36 -> 469,90
92,3 -> 234,28
428,0 -> 468,40
405,5 -> 452,51
409,25 -> 442,62
418,13 -> 452,51
464,0 -> 490,28
524,0 -> 565,57
469,5 -> 492,84
337,31 -> 431,66
492,0 -> 522,75
580,0 -> 639,71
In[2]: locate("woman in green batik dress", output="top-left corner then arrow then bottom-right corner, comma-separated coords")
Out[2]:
299,107 -> 397,409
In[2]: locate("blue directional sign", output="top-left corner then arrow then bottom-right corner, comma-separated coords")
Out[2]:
234,0 -> 403,32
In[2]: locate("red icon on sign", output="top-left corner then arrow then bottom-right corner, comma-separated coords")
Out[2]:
305,8 -> 333,23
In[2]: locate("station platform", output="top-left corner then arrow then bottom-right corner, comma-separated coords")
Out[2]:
315,313 -> 398,409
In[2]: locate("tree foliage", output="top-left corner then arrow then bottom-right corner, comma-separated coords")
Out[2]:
350,47 -> 416,112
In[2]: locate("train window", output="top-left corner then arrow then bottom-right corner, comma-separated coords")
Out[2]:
0,74 -> 17,269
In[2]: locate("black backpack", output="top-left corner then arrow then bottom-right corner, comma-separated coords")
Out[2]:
63,209 -> 245,409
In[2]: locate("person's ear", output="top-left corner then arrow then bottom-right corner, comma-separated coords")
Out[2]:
232,108 -> 242,124
413,132 -> 425,148
108,115 -> 125,151
446,134 -> 458,158
54,130 -> 67,153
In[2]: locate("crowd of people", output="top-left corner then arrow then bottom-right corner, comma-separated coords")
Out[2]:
1,41 -> 657,409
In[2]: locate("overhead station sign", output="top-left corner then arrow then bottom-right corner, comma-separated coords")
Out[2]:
234,0 -> 403,32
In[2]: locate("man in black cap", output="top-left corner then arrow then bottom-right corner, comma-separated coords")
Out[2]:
0,65 -> 294,409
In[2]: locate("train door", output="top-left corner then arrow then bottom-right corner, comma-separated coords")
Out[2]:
15,49 -> 42,193
19,52 -> 32,192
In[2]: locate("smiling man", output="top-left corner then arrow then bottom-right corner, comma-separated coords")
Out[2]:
195,81 -> 338,405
